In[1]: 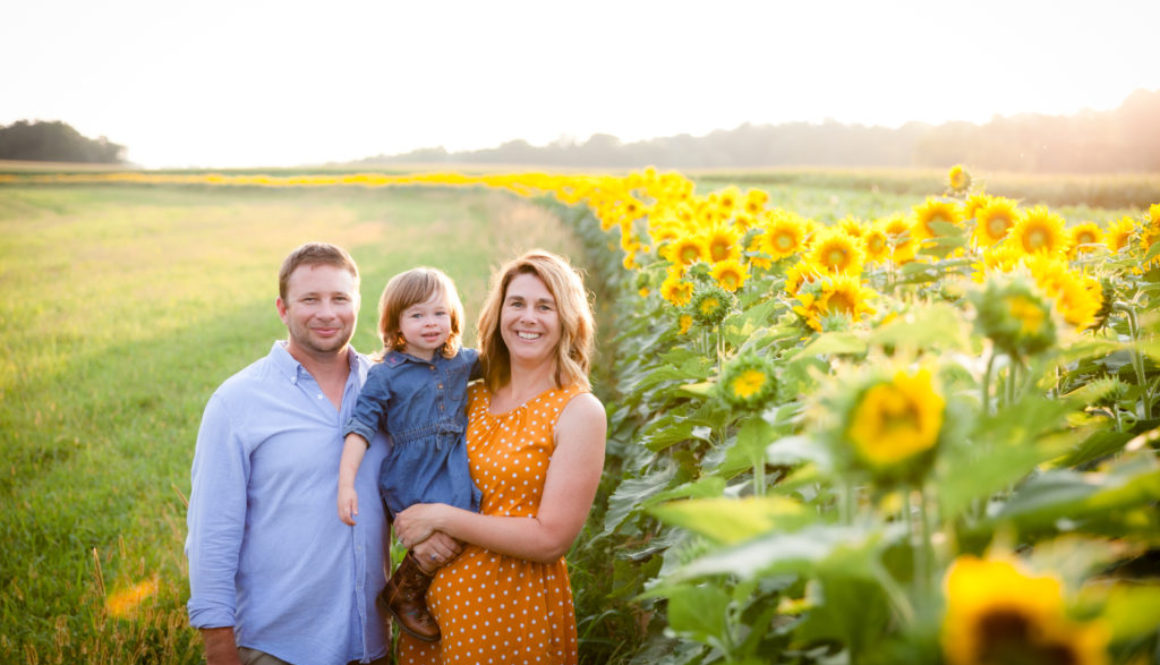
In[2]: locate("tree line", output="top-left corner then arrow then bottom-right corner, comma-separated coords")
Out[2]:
0,120 -> 126,164
362,89 -> 1160,173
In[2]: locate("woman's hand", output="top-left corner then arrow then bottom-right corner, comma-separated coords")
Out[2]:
411,532 -> 464,571
394,503 -> 446,548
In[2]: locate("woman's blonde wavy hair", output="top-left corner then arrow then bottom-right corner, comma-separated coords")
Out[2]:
476,250 -> 595,392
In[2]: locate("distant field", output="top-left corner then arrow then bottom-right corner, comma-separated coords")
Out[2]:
0,182 -> 579,663
691,165 -> 1160,210
6,160 -> 1157,211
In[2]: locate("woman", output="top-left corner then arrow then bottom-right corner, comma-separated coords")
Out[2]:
394,250 -> 606,664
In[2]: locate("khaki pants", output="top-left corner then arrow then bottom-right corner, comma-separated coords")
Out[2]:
237,646 -> 392,665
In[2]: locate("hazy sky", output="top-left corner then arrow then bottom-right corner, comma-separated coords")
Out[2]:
3,0 -> 1157,169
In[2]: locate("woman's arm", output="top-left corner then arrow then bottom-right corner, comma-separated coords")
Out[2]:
394,393 -> 606,564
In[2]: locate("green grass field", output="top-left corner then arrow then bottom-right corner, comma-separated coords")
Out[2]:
0,183 -> 579,663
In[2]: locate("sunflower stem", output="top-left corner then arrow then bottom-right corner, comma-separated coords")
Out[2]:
838,479 -> 854,526
872,560 -> 916,628
917,483 -> 936,610
1122,305 -> 1152,417
981,347 -> 996,417
902,486 -> 923,608
709,327 -> 719,373
1004,359 -> 1018,409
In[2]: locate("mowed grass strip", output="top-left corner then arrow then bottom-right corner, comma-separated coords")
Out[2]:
0,183 -> 578,663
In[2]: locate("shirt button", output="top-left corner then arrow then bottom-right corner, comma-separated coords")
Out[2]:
437,383 -> 444,389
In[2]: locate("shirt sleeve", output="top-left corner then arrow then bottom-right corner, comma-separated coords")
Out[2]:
344,366 -> 389,444
185,392 -> 249,629
466,347 -> 482,381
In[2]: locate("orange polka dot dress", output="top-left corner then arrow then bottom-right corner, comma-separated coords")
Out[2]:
397,382 -> 586,665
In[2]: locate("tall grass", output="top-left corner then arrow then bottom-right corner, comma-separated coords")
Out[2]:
0,184 -> 579,663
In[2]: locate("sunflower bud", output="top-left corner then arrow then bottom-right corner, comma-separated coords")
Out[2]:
717,353 -> 778,410
971,274 -> 1056,358
688,284 -> 734,327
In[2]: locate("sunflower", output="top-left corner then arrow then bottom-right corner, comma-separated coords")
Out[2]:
660,273 -> 695,307
784,260 -> 820,297
622,196 -> 647,222
689,284 -> 734,327
678,313 -> 693,335
702,224 -> 743,264
793,273 -> 877,332
806,228 -> 865,275
622,251 -> 640,271
1007,206 -> 1067,256
665,234 -> 706,268
861,222 -> 891,264
973,197 -> 1021,248
731,212 -> 757,234
761,210 -> 810,261
1104,216 -> 1135,253
1058,272 -> 1104,330
838,216 -> 865,238
649,218 -> 682,245
846,367 -> 944,470
947,164 -> 972,193
1141,206 -> 1160,268
1024,255 -> 1103,331
710,258 -> 750,292
743,188 -> 769,216
977,243 -> 1023,278
912,197 -> 965,242
697,200 -> 726,227
620,227 -> 642,253
962,192 -> 992,221
717,353 -> 778,409
715,186 -> 741,214
1143,202 -> 1160,238
1067,222 -> 1104,259
942,556 -> 1109,665
880,214 -> 919,264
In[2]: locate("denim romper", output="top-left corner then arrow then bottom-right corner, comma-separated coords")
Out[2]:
343,348 -> 482,518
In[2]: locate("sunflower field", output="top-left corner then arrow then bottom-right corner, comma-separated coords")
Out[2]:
4,166 -> 1159,664
532,166 -> 1160,665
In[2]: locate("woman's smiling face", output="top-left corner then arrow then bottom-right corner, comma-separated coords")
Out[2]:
500,272 -> 561,367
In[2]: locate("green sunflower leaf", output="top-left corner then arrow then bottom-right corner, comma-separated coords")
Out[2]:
649,496 -> 811,545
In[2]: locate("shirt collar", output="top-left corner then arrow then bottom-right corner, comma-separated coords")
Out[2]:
382,350 -> 439,369
269,340 -> 364,384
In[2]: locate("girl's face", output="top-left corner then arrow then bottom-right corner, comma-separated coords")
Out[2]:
500,272 -> 561,368
398,291 -> 452,361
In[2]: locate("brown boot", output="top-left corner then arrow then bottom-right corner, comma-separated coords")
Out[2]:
379,553 -> 440,642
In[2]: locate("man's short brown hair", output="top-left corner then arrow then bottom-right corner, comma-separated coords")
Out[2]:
278,242 -> 360,301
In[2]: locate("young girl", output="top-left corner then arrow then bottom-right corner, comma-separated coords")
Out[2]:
337,267 -> 480,643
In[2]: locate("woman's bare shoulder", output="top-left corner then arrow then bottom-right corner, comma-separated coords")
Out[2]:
559,391 -> 606,427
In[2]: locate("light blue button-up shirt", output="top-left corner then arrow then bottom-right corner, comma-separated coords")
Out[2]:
186,341 -> 389,665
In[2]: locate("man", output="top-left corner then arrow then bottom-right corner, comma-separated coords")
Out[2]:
185,242 -> 390,665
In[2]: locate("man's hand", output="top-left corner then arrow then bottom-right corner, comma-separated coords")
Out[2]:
337,484 -> 359,526
411,532 -> 464,571
200,627 -> 243,665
